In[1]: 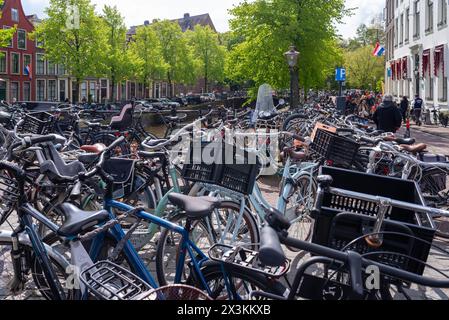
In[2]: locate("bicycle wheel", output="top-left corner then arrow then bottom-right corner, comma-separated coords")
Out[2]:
155,201 -> 259,286
0,239 -> 71,300
191,262 -> 286,300
285,174 -> 316,251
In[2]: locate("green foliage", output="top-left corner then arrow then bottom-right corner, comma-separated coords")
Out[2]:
128,25 -> 168,94
32,0 -> 107,101
100,5 -> 132,101
225,0 -> 349,97
187,25 -> 226,92
152,20 -> 198,96
0,1 -> 15,49
344,46 -> 385,90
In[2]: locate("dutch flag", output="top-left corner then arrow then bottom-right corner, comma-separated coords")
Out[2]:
24,64 -> 32,79
372,42 -> 385,57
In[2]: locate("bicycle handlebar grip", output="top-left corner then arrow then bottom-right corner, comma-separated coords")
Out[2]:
105,136 -> 125,153
0,160 -> 25,180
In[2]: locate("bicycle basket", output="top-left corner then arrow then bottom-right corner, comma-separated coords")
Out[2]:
19,112 -> 55,135
0,170 -> 20,225
80,261 -> 153,300
135,284 -> 212,300
310,129 -> 360,169
103,158 -> 136,199
182,140 -> 223,184
313,166 -> 436,275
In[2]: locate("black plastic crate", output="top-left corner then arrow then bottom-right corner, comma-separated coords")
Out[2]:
214,144 -> 260,195
311,129 -> 360,168
312,166 -> 436,275
182,141 -> 223,184
20,112 -> 55,135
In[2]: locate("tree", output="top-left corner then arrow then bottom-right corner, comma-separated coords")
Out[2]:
128,25 -> 167,98
100,5 -> 131,102
152,20 -> 197,97
187,25 -> 226,93
0,1 -> 14,48
225,0 -> 349,99
344,46 -> 385,90
32,0 -> 107,102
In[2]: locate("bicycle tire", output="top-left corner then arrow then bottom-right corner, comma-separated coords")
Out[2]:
189,261 -> 287,300
155,201 -> 259,286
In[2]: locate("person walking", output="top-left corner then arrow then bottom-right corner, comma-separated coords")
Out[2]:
400,96 -> 409,123
373,95 -> 403,133
413,94 -> 424,126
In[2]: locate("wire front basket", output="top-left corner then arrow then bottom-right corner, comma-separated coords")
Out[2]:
80,261 -> 153,300
135,285 -> 212,301
0,170 -> 20,225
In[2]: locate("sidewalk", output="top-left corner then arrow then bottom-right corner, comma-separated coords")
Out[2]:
411,124 -> 449,140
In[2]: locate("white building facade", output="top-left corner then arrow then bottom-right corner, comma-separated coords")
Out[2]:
385,0 -> 449,116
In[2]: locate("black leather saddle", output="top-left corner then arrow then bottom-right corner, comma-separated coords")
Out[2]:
57,203 -> 109,237
168,193 -> 221,219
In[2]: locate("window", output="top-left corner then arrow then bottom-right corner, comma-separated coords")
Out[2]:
11,53 -> 20,74
426,0 -> 434,32
395,18 -> 399,46
121,83 -> 126,100
23,82 -> 30,101
405,8 -> 410,41
439,0 -> 448,26
3,26 -> 12,47
58,64 -> 65,75
36,54 -> 45,75
36,80 -> 45,101
59,80 -> 66,101
400,14 -> 404,44
48,80 -> 57,101
414,1 -> 421,37
11,9 -> 19,22
17,30 -> 26,49
89,82 -> 96,102
23,54 -> 31,70
80,82 -> 87,101
0,52 -> 6,73
100,79 -> 108,102
10,82 -> 19,101
47,61 -> 56,75
426,77 -> 434,99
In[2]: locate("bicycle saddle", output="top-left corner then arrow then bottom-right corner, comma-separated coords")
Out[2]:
57,203 -> 109,237
259,226 -> 287,268
281,147 -> 307,162
168,193 -> 221,220
80,143 -> 106,154
401,143 -> 427,154
395,138 -> 416,145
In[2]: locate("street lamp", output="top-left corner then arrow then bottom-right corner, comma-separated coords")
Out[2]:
284,45 -> 300,108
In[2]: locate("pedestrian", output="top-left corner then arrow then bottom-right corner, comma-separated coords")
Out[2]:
413,94 -> 424,126
373,95 -> 403,133
400,96 -> 409,123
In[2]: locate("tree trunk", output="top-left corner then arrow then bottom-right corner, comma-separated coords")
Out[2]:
167,72 -> 172,98
74,78 -> 80,104
111,76 -> 116,103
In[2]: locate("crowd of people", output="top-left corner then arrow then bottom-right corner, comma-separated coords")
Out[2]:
344,90 -> 425,134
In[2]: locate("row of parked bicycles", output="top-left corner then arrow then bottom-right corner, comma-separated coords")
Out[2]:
0,84 -> 448,300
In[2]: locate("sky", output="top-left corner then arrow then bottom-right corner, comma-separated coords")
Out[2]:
22,0 -> 385,39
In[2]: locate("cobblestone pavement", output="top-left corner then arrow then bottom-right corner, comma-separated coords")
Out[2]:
1,126 -> 449,300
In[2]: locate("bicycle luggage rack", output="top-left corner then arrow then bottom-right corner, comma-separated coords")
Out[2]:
80,261 -> 153,300
208,244 -> 290,278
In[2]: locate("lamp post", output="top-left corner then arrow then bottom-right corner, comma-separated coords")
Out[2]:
284,45 -> 300,108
